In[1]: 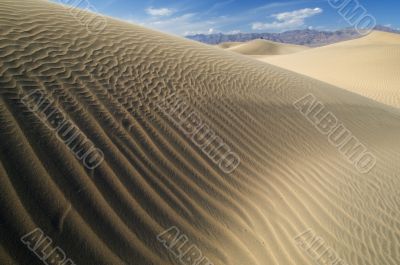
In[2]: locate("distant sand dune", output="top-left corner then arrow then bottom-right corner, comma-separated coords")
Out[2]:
218,42 -> 243,49
221,39 -> 309,55
260,31 -> 400,108
1,1 -> 400,265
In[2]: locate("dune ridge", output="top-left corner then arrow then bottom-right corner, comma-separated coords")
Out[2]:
1,0 -> 400,265
260,31 -> 400,108
217,42 -> 243,49
221,39 -> 309,56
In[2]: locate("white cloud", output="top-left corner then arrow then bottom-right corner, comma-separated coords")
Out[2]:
252,7 -> 322,31
129,13 -> 219,36
145,7 -> 174,17
130,2 -> 323,36
184,27 -> 220,36
252,1 -> 315,12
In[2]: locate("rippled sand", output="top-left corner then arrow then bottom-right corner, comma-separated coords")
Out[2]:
0,1 -> 400,265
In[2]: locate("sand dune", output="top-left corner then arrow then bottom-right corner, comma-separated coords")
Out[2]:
221,39 -> 309,55
1,1 -> 400,265
217,42 -> 243,49
260,31 -> 400,108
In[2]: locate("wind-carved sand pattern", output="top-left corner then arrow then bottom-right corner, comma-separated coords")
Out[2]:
1,0 -> 400,265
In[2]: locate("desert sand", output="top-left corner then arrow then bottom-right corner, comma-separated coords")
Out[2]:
217,42 -> 243,49
220,39 -> 309,56
258,31 -> 400,108
1,0 -> 400,265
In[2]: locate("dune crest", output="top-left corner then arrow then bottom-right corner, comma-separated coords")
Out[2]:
1,1 -> 400,265
221,39 -> 309,56
260,31 -> 400,108
217,42 -> 243,49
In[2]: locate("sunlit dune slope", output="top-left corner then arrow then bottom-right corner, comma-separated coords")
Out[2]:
1,1 -> 400,265
221,39 -> 309,55
217,42 -> 243,49
260,31 -> 400,108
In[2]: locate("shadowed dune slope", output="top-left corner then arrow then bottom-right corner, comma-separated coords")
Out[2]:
1,1 -> 400,265
223,39 -> 309,55
260,31 -> 400,108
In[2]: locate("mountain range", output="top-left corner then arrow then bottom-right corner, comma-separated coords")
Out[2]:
186,25 -> 400,46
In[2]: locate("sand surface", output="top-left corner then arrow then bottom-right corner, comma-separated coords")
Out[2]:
217,42 -> 244,49
220,39 -> 309,56
259,31 -> 400,108
1,1 -> 400,265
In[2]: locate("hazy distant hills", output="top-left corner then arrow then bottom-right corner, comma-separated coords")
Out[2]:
186,25 -> 400,46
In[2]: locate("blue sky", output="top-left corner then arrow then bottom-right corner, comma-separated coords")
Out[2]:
57,0 -> 400,36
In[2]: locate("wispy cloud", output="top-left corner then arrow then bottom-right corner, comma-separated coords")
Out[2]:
251,0 -> 322,13
129,2 -> 324,36
145,7 -> 174,17
131,13 -> 217,36
205,0 -> 236,14
252,7 -> 322,31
